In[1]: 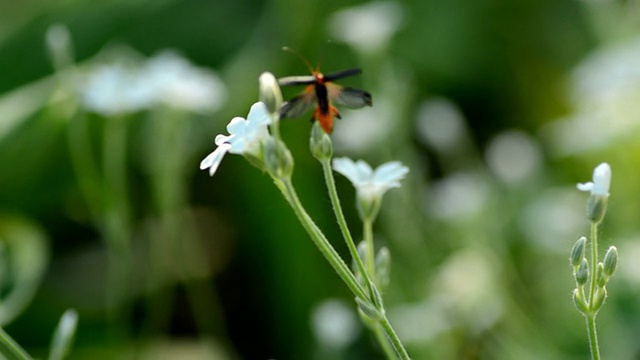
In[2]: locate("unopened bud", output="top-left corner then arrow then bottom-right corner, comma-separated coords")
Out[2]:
603,246 -> 618,277
310,122 -> 333,160
572,289 -> 588,315
587,194 -> 608,224
575,258 -> 589,286
264,138 -> 294,180
570,237 -> 586,268
592,288 -> 607,312
375,247 -> 391,290
355,296 -> 383,321
259,72 -> 283,115
596,262 -> 606,288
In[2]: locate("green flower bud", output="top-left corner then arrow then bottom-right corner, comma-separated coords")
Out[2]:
259,72 -> 283,115
596,262 -> 606,288
264,138 -> 294,180
570,237 -> 586,268
575,258 -> 589,286
355,296 -> 383,321
592,288 -> 607,312
572,289 -> 588,315
587,194 -> 608,224
310,122 -> 333,161
603,246 -> 618,277
375,247 -> 391,291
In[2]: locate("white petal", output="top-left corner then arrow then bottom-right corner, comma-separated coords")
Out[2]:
333,157 -> 363,185
592,163 -> 611,195
576,182 -> 594,192
215,134 -> 233,145
373,161 -> 409,185
200,143 -> 231,176
226,116 -> 247,134
247,102 -> 271,126
355,160 -> 373,181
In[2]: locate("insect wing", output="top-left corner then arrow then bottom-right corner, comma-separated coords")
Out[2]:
278,75 -> 316,86
327,84 -> 372,109
324,68 -> 362,82
280,90 -> 317,119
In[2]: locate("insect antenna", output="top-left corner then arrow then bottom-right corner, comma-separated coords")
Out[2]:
282,46 -> 316,74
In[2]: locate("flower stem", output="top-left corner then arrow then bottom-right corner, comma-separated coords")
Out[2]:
586,221 -> 601,360
320,159 -> 376,297
0,328 -> 33,360
319,160 -> 410,359
363,217 -> 375,281
379,313 -> 411,360
277,178 -> 368,301
102,116 -> 134,328
586,314 -> 600,360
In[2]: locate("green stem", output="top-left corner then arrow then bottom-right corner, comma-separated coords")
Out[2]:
586,315 -> 600,360
320,159 -> 376,298
102,116 -> 133,325
588,222 -> 599,307
0,328 -> 33,360
277,178 -> 368,301
67,111 -> 102,217
363,218 -> 375,281
379,313 -> 411,360
373,324 -> 399,360
586,221 -> 601,360
316,161 -> 410,359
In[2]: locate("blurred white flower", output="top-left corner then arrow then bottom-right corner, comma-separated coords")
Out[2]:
426,172 -> 491,221
432,248 -> 503,333
141,51 -> 226,113
327,1 -> 404,53
519,188 -> 584,251
81,61 -> 154,116
80,48 -> 226,116
311,299 -> 360,350
577,163 -> 611,197
415,97 -> 468,153
200,102 -> 271,176
333,157 -> 409,201
543,36 -> 640,156
485,130 -> 542,184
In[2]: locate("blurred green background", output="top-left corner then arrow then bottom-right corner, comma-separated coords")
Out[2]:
1,0 -> 640,359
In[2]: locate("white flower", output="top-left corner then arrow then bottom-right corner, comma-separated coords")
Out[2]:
327,1 -> 404,54
200,102 -> 271,176
577,162 -> 611,197
333,157 -> 409,200
142,51 -> 227,113
80,48 -> 226,116
81,61 -> 155,116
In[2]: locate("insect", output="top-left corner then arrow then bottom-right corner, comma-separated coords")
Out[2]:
278,47 -> 372,134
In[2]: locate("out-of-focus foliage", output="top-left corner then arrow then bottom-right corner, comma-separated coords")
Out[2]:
1,0 -> 640,359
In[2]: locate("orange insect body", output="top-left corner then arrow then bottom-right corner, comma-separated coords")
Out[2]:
278,48 -> 372,134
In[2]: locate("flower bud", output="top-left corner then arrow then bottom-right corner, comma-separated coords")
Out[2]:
355,296 -> 383,321
310,122 -> 333,161
586,194 -> 608,224
264,137 -> 294,180
570,237 -> 586,268
596,262 -> 606,288
603,246 -> 618,278
575,258 -> 589,286
592,288 -> 607,312
572,289 -> 588,315
259,72 -> 283,115
46,24 -> 74,71
375,247 -> 391,291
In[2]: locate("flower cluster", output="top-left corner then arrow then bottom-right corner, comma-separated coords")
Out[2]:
80,49 -> 227,115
